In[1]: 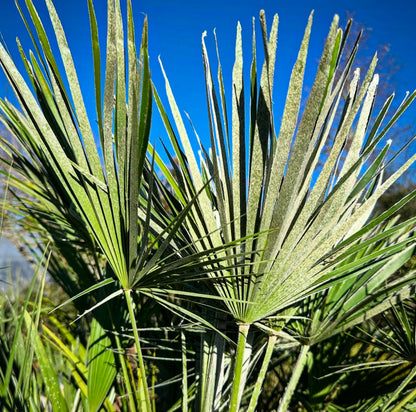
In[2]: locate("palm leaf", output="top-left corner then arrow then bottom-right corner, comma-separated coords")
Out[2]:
155,10 -> 416,410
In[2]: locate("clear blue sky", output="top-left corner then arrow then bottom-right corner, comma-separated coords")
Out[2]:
0,0 -> 415,159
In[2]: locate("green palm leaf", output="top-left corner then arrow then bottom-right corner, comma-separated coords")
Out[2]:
155,9 -> 416,410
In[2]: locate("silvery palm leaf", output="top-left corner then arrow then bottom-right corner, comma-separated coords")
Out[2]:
155,10 -> 416,411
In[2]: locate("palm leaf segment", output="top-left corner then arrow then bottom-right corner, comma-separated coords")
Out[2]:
155,10 -> 416,325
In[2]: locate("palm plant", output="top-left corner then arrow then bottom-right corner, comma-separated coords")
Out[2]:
0,0 -> 222,410
0,0 -> 250,409
154,8 -> 416,411
0,0 -> 416,411
0,0 -> 153,405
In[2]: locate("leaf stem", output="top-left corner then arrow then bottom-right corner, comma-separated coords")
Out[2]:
247,333 -> 277,412
277,344 -> 310,412
125,289 -> 152,412
229,323 -> 251,412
